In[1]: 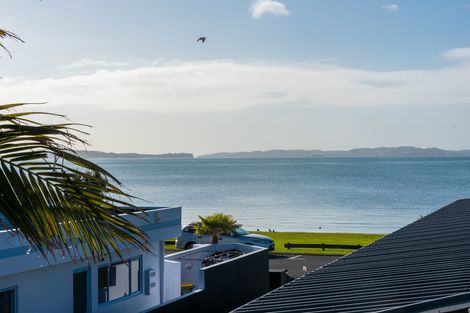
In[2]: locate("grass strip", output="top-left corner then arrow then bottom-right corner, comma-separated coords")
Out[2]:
252,231 -> 384,255
165,232 -> 385,255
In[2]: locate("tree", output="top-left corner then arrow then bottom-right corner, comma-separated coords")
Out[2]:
0,103 -> 152,261
0,29 -> 150,261
193,213 -> 240,244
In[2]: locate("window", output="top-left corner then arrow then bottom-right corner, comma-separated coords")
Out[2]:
73,269 -> 89,313
98,257 -> 141,304
0,288 -> 15,313
183,226 -> 195,233
233,228 -> 250,236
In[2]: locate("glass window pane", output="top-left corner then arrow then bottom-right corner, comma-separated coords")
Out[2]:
98,267 -> 108,304
0,289 -> 14,313
130,259 -> 140,293
108,262 -> 130,301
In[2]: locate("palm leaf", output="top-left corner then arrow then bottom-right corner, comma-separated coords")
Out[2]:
193,213 -> 241,244
0,29 -> 24,58
0,103 -> 151,261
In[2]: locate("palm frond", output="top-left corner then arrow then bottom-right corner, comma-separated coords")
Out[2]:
0,28 -> 24,58
0,103 -> 151,261
193,213 -> 241,243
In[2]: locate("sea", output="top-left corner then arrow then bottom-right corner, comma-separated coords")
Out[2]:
92,157 -> 470,234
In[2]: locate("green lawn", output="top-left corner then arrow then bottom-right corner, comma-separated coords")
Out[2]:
253,231 -> 385,255
165,232 -> 385,255
164,239 -> 178,251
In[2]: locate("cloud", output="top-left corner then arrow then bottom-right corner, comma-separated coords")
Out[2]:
381,4 -> 399,12
1,56 -> 469,114
60,58 -> 129,69
251,0 -> 289,18
442,47 -> 470,62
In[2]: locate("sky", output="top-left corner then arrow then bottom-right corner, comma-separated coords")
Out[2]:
1,0 -> 470,155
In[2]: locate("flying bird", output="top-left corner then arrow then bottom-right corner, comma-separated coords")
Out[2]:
197,37 -> 206,43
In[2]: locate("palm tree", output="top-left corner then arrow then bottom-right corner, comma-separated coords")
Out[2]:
193,213 -> 240,244
0,30 -> 150,261
0,103 -> 151,261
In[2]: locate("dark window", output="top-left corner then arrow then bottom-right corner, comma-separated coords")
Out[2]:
183,226 -> 195,233
98,257 -> 141,304
0,288 -> 14,313
98,267 -> 108,304
73,270 -> 89,313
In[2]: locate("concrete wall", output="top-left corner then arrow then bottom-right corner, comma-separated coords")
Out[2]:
153,245 -> 269,313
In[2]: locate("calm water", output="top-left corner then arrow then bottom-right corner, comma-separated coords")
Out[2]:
93,157 -> 470,234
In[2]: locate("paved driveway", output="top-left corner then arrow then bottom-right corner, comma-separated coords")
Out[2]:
269,254 -> 340,278
166,249 -> 341,278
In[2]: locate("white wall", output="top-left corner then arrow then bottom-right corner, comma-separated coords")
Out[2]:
165,243 -> 266,292
163,260 -> 181,302
0,207 -> 182,278
179,258 -> 203,289
0,247 -> 163,313
0,261 -> 75,312
0,207 -> 182,313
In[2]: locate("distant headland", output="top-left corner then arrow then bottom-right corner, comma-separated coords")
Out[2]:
198,146 -> 470,158
78,147 -> 470,159
78,150 -> 193,159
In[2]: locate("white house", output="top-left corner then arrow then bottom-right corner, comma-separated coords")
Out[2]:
0,206 -> 181,313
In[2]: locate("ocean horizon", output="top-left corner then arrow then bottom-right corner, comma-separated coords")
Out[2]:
93,157 -> 470,234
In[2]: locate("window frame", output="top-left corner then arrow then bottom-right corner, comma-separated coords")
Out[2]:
0,286 -> 17,313
98,256 -> 142,305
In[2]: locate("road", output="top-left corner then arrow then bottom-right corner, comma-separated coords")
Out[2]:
166,249 -> 340,278
269,254 -> 340,278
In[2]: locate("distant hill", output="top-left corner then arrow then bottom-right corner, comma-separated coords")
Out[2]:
198,146 -> 470,158
78,150 -> 193,159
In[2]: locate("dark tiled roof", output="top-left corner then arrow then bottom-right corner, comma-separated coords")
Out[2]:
234,199 -> 470,313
